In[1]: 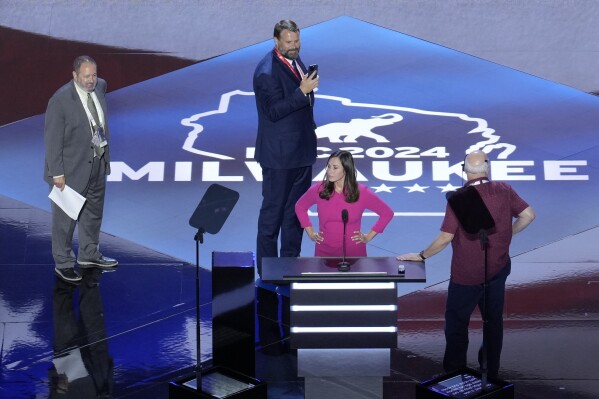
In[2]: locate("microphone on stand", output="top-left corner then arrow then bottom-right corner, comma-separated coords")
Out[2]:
338,209 -> 350,272
446,185 -> 495,389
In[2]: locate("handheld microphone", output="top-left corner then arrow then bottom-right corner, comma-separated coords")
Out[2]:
338,209 -> 350,271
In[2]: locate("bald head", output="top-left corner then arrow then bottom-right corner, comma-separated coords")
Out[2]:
464,150 -> 489,176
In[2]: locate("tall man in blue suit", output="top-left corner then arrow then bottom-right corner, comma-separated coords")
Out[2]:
254,20 -> 320,276
44,55 -> 118,284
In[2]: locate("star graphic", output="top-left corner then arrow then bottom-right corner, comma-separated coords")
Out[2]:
404,183 -> 429,193
437,183 -> 460,193
371,183 -> 396,193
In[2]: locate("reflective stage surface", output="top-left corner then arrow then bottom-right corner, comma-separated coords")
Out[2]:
1,195 -> 598,398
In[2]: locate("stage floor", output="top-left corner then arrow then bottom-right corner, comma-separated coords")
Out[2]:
1,196 -> 598,398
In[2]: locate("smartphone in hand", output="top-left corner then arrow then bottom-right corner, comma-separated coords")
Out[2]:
308,64 -> 318,79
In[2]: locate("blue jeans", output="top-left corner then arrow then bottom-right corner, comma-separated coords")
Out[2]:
443,260 -> 511,378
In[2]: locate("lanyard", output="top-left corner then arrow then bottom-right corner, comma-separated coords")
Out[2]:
274,48 -> 301,80
467,178 -> 489,186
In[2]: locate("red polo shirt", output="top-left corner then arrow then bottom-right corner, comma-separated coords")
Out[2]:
440,179 -> 529,285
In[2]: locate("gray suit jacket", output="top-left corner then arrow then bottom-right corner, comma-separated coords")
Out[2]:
44,79 -> 111,193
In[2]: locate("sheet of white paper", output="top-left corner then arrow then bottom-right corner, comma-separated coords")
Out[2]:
48,185 -> 86,220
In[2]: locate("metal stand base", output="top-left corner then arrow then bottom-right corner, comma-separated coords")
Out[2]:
416,368 -> 514,399
169,366 -> 267,399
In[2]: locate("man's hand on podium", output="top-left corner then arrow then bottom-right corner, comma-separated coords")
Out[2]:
397,253 -> 423,262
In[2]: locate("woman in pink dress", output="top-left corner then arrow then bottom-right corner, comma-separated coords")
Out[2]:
295,150 -> 394,257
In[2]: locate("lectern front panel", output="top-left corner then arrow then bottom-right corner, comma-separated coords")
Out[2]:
290,281 -> 397,349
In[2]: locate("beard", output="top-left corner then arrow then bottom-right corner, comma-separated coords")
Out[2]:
279,47 -> 300,60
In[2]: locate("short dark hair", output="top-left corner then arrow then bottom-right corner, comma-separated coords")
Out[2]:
73,55 -> 96,73
274,20 -> 299,39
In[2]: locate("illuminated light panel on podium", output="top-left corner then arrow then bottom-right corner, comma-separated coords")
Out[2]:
292,282 -> 395,290
290,281 -> 398,349
291,305 -> 397,311
292,327 -> 397,333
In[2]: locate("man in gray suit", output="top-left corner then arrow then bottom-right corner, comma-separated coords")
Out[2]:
44,55 -> 117,284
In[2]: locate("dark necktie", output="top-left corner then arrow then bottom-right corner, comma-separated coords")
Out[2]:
87,93 -> 105,157
87,93 -> 100,126
291,60 -> 301,79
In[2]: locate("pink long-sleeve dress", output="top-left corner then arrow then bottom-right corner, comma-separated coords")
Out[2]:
295,183 -> 394,257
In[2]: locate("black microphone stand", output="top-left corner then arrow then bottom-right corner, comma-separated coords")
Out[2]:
479,228 -> 489,390
338,211 -> 350,272
193,227 -> 205,391
447,185 -> 495,392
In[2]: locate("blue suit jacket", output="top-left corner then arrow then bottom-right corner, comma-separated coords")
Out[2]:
253,50 -> 317,169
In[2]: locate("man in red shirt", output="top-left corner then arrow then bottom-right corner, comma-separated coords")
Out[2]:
398,150 -> 535,379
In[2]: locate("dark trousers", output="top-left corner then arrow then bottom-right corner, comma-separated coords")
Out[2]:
443,260 -> 511,378
256,166 -> 312,276
51,157 -> 106,269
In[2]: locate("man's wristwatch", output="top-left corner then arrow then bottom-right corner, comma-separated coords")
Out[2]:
419,250 -> 427,261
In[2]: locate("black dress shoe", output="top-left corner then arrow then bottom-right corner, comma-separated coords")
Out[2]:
78,256 -> 118,269
55,267 -> 82,283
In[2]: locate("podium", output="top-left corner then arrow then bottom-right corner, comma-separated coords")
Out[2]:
262,257 -> 425,399
212,251 -> 255,377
